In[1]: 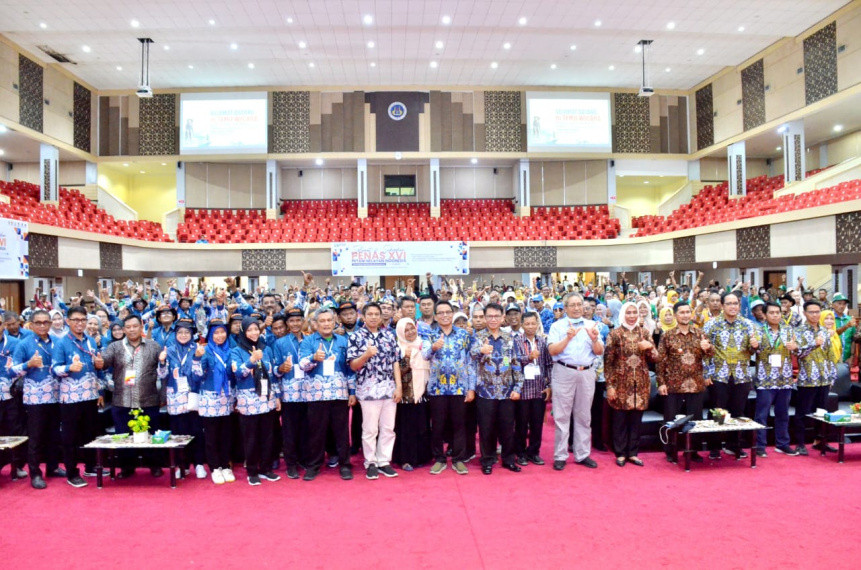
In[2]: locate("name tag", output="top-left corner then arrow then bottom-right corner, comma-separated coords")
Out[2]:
294,367 -> 305,380
769,354 -> 782,368
124,370 -> 136,386
260,379 -> 269,398
502,356 -> 510,367
176,375 -> 189,393
323,357 -> 335,377
524,363 -> 540,380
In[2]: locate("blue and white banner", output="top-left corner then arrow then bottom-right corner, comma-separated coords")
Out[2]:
331,241 -> 469,276
0,218 -> 29,279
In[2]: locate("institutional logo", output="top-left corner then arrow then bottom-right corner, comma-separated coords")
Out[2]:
387,101 -> 407,121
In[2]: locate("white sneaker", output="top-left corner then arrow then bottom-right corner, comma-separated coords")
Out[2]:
221,468 -> 236,483
211,468 -> 225,485
195,464 -> 207,479
175,467 -> 182,479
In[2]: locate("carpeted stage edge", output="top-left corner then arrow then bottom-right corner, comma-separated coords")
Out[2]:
2,420 -> 859,569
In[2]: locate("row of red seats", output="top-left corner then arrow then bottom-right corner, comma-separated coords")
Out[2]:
0,181 -> 171,241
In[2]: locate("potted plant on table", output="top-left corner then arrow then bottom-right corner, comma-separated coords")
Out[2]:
128,408 -> 151,443
710,408 -> 728,425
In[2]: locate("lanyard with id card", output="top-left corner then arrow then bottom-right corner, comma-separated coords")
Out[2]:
321,338 -> 336,376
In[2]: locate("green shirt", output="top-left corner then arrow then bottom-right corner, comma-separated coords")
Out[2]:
835,313 -> 855,362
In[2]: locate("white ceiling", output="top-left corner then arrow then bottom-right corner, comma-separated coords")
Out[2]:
0,0 -> 850,91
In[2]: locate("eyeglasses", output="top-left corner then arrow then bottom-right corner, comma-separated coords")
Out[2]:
67,318 -> 87,323
32,321 -> 51,326
436,311 -> 453,316
485,314 -> 503,319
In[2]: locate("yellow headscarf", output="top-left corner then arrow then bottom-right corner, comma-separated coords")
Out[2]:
820,310 -> 842,363
659,306 -> 677,332
666,290 -> 679,305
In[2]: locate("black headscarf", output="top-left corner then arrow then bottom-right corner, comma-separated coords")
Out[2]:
237,316 -> 269,396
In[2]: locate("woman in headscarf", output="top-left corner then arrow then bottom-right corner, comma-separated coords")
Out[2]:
654,306 -> 677,346
192,318 -> 236,485
85,315 -> 102,346
228,313 -> 244,348
158,318 -> 207,479
637,300 -> 656,336
392,318 -> 432,471
603,302 -> 657,467
105,321 -> 125,348
820,310 -> 843,368
48,309 -> 67,339
229,316 -> 281,486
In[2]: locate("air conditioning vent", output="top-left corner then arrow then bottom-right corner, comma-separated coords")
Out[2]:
37,45 -> 76,64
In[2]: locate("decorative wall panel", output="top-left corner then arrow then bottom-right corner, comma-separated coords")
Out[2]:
73,82 -> 91,152
613,93 -> 650,153
18,55 -> 43,132
430,91 -> 475,152
242,249 -> 286,272
736,225 -> 770,260
139,94 -> 177,155
514,246 -> 556,269
804,22 -> 838,105
673,236 -> 696,264
271,91 -> 311,153
695,84 -> 714,150
741,59 -> 765,131
836,212 -> 861,254
484,91 -> 523,152
28,234 -> 58,271
99,242 -> 122,271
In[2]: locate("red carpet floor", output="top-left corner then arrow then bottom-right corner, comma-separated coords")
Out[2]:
2,421 -> 860,569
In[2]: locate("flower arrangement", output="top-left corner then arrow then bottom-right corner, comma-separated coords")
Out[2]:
127,408 -> 151,433
710,408 -> 728,425
851,403 -> 861,415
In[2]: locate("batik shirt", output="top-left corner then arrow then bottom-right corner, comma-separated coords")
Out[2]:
515,334 -> 552,400
796,323 -> 835,388
191,349 -> 233,417
422,327 -> 476,396
469,329 -> 525,400
0,334 -> 20,401
271,334 -> 305,403
229,345 -> 280,415
656,327 -> 710,394
299,332 -> 356,401
754,324 -> 796,390
346,327 -> 400,401
51,333 -> 103,403
157,342 -> 198,415
11,335 -> 58,405
703,316 -> 758,384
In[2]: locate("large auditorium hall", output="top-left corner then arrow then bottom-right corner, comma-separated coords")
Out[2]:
1,1 -> 860,567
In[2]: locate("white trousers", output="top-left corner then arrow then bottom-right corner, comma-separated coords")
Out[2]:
360,399 -> 397,468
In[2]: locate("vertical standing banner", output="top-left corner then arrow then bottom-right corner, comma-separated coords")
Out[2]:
0,218 -> 29,279
331,241 -> 469,276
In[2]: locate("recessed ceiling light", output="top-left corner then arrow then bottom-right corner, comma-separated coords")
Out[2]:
470,158 -> 478,164
370,62 -> 376,67
0,149 -> 4,156
834,124 -> 843,132
666,22 -> 675,30
435,40 -> 444,49
550,63 -> 557,69
665,67 -> 671,72
777,125 -> 787,133
230,42 -> 238,50
188,64 -> 194,69
308,62 -> 315,68
116,65 -> 123,71
298,41 -> 306,49
490,61 -> 498,69
367,40 -> 375,48
644,180 -> 650,184
130,19 -> 140,28
0,125 -> 7,133
503,42 -> 511,50
518,17 -> 527,26
363,14 -> 373,25
123,163 -> 129,167
315,158 -> 324,166
776,146 -> 782,151
286,17 -> 294,24
248,62 -> 255,69
696,48 -> 705,55
441,15 -> 452,25
161,162 -> 167,166
82,45 -> 91,53
608,64 -> 615,70
163,45 -> 170,51
139,170 -> 146,174
594,19 -> 602,27
430,60 -> 438,68
619,174 -> 625,177
634,45 -> 642,53
39,22 -> 47,29
569,44 -> 577,51
208,19 -> 216,26
738,25 -> 745,32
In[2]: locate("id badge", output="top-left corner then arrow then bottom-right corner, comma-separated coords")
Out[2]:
525,363 -> 540,380
260,379 -> 269,398
176,375 -> 189,393
502,356 -> 510,367
769,354 -> 782,368
323,357 -> 335,376
124,370 -> 136,386
294,366 -> 305,380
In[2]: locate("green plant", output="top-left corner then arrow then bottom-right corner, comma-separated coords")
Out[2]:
127,408 -> 151,433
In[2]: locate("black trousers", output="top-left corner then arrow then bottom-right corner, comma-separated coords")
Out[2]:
393,401 -> 431,467
611,409 -> 644,458
169,412 -> 205,467
662,391 -> 705,456
200,415 -> 232,470
281,402 -> 309,468
0,397 -> 27,470
794,385 -> 830,446
429,395 -> 466,463
238,413 -> 274,477
477,398 -> 516,468
708,381 -> 752,451
514,398 -> 546,458
306,400 -> 350,471
270,409 -> 283,467
350,402 -> 363,453
590,380 -> 606,449
25,402 -> 61,476
60,400 -> 99,478
464,399 -> 478,458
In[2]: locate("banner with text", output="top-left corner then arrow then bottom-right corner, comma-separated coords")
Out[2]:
331,241 -> 469,276
0,218 -> 29,279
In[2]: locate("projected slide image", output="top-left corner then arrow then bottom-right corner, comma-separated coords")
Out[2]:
180,93 -> 268,155
526,93 -> 612,153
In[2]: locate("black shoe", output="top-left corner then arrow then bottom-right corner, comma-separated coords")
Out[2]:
665,454 -> 678,464
11,468 -> 27,481
378,465 -> 398,478
82,467 -> 108,477
366,464 -> 379,480
47,467 -> 67,478
689,453 -> 704,463
515,456 -> 528,466
117,468 -> 136,479
481,465 -> 493,475
615,457 -> 626,467
150,467 -> 164,478
576,457 -> 598,469
502,463 -> 522,472
815,442 -> 838,453
552,460 -> 566,471
708,451 -> 721,460
735,449 -> 749,459
775,445 -> 798,456
527,455 -> 545,466
30,475 -> 47,490
66,475 -> 87,488
350,446 -> 361,456
286,465 -> 300,479
247,475 -> 261,486
259,471 -> 281,482
339,466 -> 353,480
593,443 -> 608,452
303,468 -> 319,481
795,445 -> 809,456
755,448 -> 768,458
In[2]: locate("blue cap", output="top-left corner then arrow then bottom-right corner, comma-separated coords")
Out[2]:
553,302 -> 564,310
531,294 -> 543,302
505,303 -> 522,313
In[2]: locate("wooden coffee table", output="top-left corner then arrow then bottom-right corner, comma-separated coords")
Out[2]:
83,434 -> 194,488
675,418 -> 766,472
807,414 -> 861,463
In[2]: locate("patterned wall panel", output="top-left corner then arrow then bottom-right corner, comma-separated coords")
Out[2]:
28,234 -> 58,271
613,93 -> 650,153
673,236 -> 695,264
242,249 -> 286,273
42,159 -> 51,201
18,55 -> 43,132
271,91 -> 311,153
736,225 -> 770,260
73,82 -> 91,152
514,246 -> 556,269
99,242 -> 122,271
139,94 -> 177,155
793,135 -> 802,180
484,91 -> 523,152
804,22 -> 838,106
836,212 -> 861,254
741,59 -> 765,131
695,84 -> 714,150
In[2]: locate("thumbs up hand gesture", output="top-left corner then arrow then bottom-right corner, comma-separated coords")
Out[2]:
314,342 -> 326,362
94,352 -> 104,370
195,344 -> 206,358
279,356 -> 293,374
69,354 -> 83,373
432,336 -> 445,352
480,337 -> 493,355
365,343 -> 379,358
28,352 -> 43,369
251,348 -> 264,363
159,349 -> 168,363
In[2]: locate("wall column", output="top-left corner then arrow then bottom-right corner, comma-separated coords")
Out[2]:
176,161 -> 186,210
517,159 -> 530,217
782,120 -> 805,184
727,141 -> 746,197
607,159 -> 617,215
39,144 -> 59,204
266,159 -> 279,220
429,158 -> 440,218
357,159 -> 368,219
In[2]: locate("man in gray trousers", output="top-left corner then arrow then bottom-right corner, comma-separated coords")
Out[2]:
547,293 -> 604,470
